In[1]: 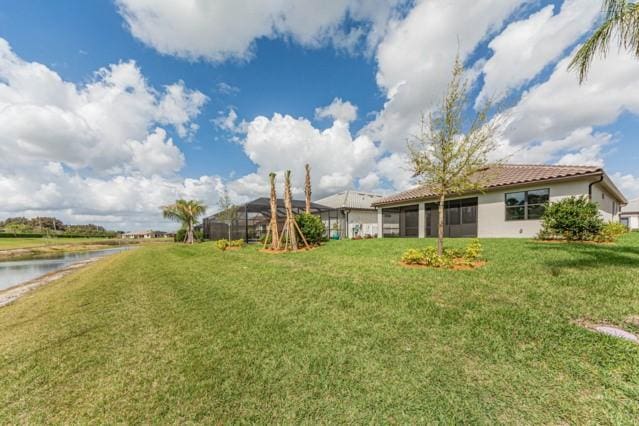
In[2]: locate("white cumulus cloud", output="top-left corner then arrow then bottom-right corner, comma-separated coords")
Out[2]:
476,0 -> 600,105
115,0 -> 406,62
315,98 -> 358,123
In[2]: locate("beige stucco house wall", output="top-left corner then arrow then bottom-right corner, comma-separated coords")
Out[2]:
478,178 -> 622,238
373,165 -> 627,239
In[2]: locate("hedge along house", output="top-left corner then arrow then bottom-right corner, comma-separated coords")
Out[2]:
621,198 -> 639,230
202,197 -> 332,243
315,191 -> 383,239
372,164 -> 627,239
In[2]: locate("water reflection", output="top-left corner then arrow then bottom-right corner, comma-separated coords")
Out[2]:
0,247 -> 130,291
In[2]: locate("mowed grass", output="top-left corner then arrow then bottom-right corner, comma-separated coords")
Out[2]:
0,237 -> 115,250
1,235 -> 639,423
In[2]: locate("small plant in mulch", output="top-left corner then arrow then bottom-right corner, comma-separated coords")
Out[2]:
215,239 -> 245,251
400,239 -> 485,270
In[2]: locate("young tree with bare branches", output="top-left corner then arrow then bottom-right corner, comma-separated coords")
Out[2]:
408,55 -> 501,255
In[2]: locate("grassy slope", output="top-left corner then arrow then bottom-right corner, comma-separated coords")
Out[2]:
1,235 -> 638,423
0,237 -> 115,250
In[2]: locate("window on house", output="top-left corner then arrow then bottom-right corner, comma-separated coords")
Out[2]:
505,188 -> 549,220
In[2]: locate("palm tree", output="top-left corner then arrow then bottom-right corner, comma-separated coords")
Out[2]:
162,199 -> 206,244
569,0 -> 639,83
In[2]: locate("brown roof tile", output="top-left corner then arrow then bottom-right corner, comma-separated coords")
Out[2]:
373,164 -> 603,206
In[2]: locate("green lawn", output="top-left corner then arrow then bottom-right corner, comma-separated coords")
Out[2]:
1,235 -> 639,422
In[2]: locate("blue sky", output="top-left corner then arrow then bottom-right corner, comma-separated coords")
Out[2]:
0,0 -> 638,230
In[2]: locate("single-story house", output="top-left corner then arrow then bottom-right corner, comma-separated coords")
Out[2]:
202,197 -> 332,242
620,197 -> 639,230
315,191 -> 383,238
122,230 -> 168,239
372,164 -> 627,238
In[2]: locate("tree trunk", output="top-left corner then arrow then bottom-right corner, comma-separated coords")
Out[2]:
187,219 -> 194,244
269,173 -> 280,250
437,193 -> 445,256
304,164 -> 312,214
228,221 -> 231,241
284,170 -> 298,250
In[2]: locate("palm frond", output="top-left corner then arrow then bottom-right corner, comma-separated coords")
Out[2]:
570,0 -> 639,83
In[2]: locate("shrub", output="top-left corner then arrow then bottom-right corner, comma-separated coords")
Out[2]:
215,239 -> 229,251
295,213 -> 326,245
401,249 -> 426,265
215,239 -> 245,250
422,247 -> 451,268
596,222 -> 628,242
540,196 -> 603,241
464,239 -> 482,261
401,240 -> 482,268
230,239 -> 245,247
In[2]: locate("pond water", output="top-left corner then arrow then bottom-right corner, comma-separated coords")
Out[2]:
0,247 -> 130,291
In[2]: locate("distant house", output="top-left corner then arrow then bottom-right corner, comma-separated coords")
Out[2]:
621,198 -> 639,230
372,164 -> 627,238
122,230 -> 168,239
202,197 -> 332,242
315,190 -> 384,239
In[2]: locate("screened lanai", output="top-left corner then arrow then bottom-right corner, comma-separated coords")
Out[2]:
202,197 -> 334,242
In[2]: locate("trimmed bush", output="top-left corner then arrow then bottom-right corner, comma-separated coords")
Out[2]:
596,222 -> 628,242
540,196 -> 603,241
296,213 -> 326,245
464,239 -> 482,261
400,240 -> 482,269
215,239 -> 245,251
215,239 -> 229,251
401,249 -> 425,265
230,239 -> 245,247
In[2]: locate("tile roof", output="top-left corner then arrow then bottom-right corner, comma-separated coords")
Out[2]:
315,190 -> 383,210
373,164 -> 603,206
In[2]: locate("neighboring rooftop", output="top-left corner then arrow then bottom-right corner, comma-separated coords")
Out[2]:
621,198 -> 639,214
315,190 -> 383,210
373,164 -> 626,206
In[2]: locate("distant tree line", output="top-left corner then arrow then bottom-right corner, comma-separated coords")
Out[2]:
0,217 -> 120,237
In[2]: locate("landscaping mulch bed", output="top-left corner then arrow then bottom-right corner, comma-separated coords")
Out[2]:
400,260 -> 486,270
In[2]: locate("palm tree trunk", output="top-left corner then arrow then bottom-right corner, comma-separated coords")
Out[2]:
269,173 -> 280,250
304,164 -> 312,214
187,219 -> 194,244
437,193 -> 445,256
284,170 -> 298,250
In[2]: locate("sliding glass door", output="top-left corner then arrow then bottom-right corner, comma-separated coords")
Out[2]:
425,197 -> 478,237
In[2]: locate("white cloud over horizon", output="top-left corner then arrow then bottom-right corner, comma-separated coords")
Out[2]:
0,37 -> 214,231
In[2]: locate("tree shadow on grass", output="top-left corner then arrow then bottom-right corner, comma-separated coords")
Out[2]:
527,242 -> 639,270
